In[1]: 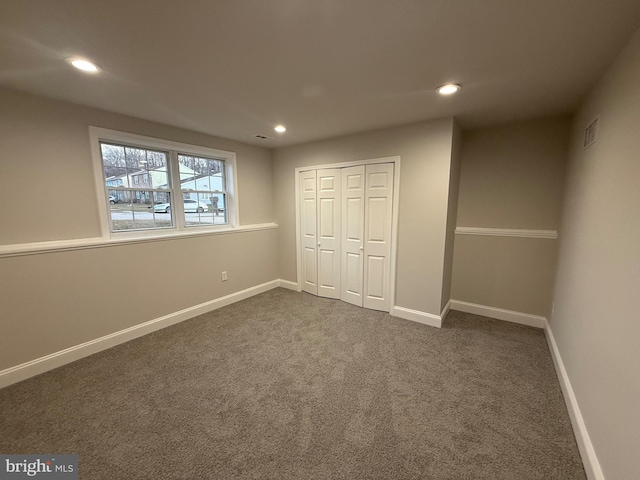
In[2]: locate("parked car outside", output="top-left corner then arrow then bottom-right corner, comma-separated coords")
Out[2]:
153,199 -> 209,213
108,195 -> 118,204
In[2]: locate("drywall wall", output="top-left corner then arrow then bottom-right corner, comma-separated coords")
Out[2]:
452,235 -> 558,316
451,117 -> 570,316
456,117 -> 570,230
0,88 -> 278,372
551,27 -> 640,479
440,121 -> 462,311
0,87 -> 274,245
273,119 -> 455,317
0,230 -> 278,371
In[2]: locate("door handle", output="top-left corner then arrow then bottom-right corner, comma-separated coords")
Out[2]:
359,246 -> 363,251
318,242 -> 321,247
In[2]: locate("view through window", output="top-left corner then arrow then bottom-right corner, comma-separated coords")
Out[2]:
99,141 -> 230,233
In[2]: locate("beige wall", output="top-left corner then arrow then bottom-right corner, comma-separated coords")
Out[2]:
0,230 -> 278,370
451,116 -> 570,316
0,87 -> 274,246
273,119 -> 455,316
452,236 -> 558,316
440,121 -> 462,310
0,88 -> 278,371
456,116 -> 570,230
551,27 -> 640,479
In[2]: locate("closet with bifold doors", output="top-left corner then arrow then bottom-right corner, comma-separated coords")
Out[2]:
298,162 -> 395,312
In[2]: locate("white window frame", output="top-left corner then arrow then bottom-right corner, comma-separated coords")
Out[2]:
89,126 -> 239,239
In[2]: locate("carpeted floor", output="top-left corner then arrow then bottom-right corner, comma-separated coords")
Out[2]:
0,288 -> 585,479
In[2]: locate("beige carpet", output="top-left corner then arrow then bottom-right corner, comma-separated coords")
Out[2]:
0,288 -> 585,479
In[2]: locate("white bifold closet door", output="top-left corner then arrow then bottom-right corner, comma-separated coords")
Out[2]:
301,163 -> 393,311
362,163 -> 393,311
300,170 -> 318,295
300,168 -> 342,299
316,169 -> 342,299
341,166 -> 366,307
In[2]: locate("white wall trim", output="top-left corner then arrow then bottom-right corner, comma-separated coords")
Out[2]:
455,227 -> 558,239
0,279 -> 284,389
278,279 -> 299,291
295,156 -> 401,173
391,306 -> 442,328
0,223 -> 278,258
440,299 -> 451,321
450,300 -> 546,328
544,319 -> 604,480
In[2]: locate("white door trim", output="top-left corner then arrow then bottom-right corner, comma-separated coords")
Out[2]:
294,156 -> 401,312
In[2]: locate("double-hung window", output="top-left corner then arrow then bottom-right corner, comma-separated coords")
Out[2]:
91,127 -> 237,237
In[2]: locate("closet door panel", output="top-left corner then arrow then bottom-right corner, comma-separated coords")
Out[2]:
300,170 -> 318,295
363,163 -> 394,311
317,169 -> 341,299
341,166 -> 365,306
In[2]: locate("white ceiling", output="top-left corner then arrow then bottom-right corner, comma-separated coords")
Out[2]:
1,0 -> 639,147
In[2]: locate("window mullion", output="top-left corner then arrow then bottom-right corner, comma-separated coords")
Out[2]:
169,150 -> 185,230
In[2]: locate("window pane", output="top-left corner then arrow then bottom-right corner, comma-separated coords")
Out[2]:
146,150 -> 169,189
110,190 -> 172,231
184,193 -> 227,227
210,193 -> 227,224
183,196 -> 212,226
178,154 -> 225,192
176,154 -> 227,227
101,144 -> 127,186
107,189 -> 124,205
177,155 -> 196,185
124,146 -> 147,171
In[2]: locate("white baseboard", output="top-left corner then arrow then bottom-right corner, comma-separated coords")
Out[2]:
391,306 -> 442,328
450,300 -> 546,328
0,279 -> 285,389
440,300 -> 451,322
543,319 -> 604,480
278,279 -> 299,291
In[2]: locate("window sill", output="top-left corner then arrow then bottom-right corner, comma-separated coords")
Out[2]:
0,223 -> 278,258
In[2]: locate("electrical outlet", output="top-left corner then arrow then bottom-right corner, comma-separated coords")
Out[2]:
221,271 -> 228,282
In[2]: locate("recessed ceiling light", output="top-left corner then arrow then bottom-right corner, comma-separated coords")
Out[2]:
274,125 -> 287,133
67,57 -> 100,73
436,84 -> 461,95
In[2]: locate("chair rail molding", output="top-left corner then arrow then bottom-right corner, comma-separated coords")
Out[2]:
455,226 -> 558,239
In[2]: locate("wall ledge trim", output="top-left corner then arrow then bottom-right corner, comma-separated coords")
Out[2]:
392,306 -> 442,328
544,319 -> 605,480
0,279 -> 288,389
0,223 -> 278,258
455,226 -> 558,239
450,300 -> 546,328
